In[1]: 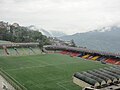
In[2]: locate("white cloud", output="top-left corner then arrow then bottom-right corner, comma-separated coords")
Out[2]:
0,0 -> 120,34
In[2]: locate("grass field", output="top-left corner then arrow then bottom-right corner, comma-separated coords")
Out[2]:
0,54 -> 109,90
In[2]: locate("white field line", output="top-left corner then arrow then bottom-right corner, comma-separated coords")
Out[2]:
30,79 -> 70,90
57,80 -> 72,84
5,61 -> 80,71
56,80 -> 72,90
6,65 -> 46,71
5,60 -> 51,71
56,82 -> 70,90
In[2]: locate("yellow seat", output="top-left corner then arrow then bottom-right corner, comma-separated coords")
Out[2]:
91,56 -> 100,60
82,54 -> 90,59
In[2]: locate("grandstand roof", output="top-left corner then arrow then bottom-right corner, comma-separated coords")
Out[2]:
44,45 -> 120,57
0,43 -> 39,47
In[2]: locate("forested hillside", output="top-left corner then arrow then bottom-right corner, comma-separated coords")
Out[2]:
0,21 -> 51,45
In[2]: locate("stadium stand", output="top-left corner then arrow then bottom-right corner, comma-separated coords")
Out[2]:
44,45 -> 120,57
87,55 -> 94,60
82,54 -> 90,59
60,50 -> 69,54
0,48 -> 4,56
31,47 -> 41,54
29,47 -> 36,54
115,61 -> 120,65
1,44 -> 119,65
78,53 -> 85,57
69,52 -> 80,57
96,56 -> 106,61
44,45 -> 120,65
105,58 -> 118,65
8,48 -> 18,56
0,43 -> 42,56
14,48 -> 19,55
3,46 -> 9,55
91,56 -> 100,60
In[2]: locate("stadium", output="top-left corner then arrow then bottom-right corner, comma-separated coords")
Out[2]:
0,43 -> 120,90
1,0 -> 120,89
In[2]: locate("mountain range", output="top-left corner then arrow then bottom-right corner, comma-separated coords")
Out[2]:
59,25 -> 120,53
28,25 -> 66,37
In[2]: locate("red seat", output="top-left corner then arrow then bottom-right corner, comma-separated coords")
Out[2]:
60,51 -> 69,54
105,58 -> 117,64
70,52 -> 79,57
115,61 -> 120,65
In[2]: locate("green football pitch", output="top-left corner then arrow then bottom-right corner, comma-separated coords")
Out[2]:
0,54 -> 109,90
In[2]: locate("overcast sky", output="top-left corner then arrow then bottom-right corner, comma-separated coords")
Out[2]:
0,0 -> 120,34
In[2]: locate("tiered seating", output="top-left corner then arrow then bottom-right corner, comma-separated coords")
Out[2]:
105,58 -> 117,64
0,49 -> 4,56
87,55 -> 94,60
70,52 -> 80,57
77,53 -> 84,57
60,51 -> 69,54
59,50 -> 120,65
91,56 -> 100,61
115,61 -> 120,65
17,48 -> 25,55
32,47 -> 41,54
8,48 -> 18,56
3,46 -> 9,55
97,57 -> 107,61
82,54 -> 90,59
0,47 -> 42,56
97,56 -> 103,61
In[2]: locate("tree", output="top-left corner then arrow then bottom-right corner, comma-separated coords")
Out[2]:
71,39 -> 76,47
0,21 -> 51,45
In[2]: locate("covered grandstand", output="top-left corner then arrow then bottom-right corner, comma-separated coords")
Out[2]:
44,45 -> 120,65
0,43 -> 41,56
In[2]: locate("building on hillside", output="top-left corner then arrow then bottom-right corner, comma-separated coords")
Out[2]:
49,37 -> 74,46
